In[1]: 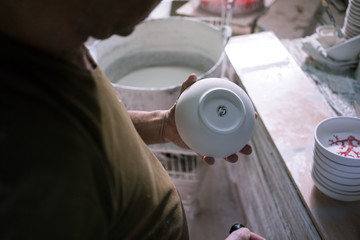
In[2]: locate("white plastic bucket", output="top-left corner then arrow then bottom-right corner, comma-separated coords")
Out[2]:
89,17 -> 231,110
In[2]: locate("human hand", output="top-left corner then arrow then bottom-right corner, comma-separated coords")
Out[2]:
163,74 -> 256,165
225,227 -> 265,240
162,74 -> 197,149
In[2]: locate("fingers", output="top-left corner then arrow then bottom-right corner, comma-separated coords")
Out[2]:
225,154 -> 238,163
201,155 -> 215,165
201,144 -> 253,165
226,228 -> 266,240
239,144 -> 252,155
250,232 -> 266,240
180,73 -> 197,94
225,228 -> 251,240
202,155 -> 237,165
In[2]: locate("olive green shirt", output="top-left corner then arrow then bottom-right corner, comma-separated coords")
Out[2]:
0,34 -> 188,240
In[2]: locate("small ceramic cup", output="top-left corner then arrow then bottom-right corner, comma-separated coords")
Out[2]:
316,25 -> 340,48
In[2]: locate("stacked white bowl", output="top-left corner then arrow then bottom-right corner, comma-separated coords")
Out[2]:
342,0 -> 360,39
312,117 -> 360,201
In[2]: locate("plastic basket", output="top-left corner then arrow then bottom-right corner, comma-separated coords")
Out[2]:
153,150 -> 204,218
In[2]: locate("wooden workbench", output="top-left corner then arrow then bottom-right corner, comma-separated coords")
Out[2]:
224,31 -> 360,240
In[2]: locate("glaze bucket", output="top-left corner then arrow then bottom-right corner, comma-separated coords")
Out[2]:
89,17 -> 231,110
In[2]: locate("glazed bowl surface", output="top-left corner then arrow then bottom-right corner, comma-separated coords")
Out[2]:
175,78 -> 255,158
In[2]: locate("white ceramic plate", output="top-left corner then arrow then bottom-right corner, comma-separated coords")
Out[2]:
348,15 -> 360,25
314,137 -> 360,166
349,8 -> 360,20
313,149 -> 360,177
313,166 -> 360,191
344,21 -> 360,34
326,34 -> 360,61
313,158 -> 360,185
314,145 -> 360,173
351,1 -> 360,8
312,168 -> 360,201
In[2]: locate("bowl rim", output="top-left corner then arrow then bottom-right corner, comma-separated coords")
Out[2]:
312,169 -> 360,201
90,17 -> 231,91
312,167 -> 360,192
314,116 -> 360,162
326,34 -> 360,61
313,161 -> 360,186
314,144 -> 360,171
313,166 -> 360,192
313,148 -> 360,176
313,155 -> 360,182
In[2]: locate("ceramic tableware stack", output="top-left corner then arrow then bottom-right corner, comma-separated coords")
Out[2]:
312,117 -> 360,201
342,0 -> 360,39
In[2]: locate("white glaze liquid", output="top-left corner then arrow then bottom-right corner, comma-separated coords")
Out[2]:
116,65 -> 204,88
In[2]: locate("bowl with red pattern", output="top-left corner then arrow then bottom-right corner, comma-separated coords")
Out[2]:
314,117 -> 360,166
312,117 -> 360,201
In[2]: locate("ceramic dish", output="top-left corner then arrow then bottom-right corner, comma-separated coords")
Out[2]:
314,145 -> 360,173
326,34 -> 360,61
314,117 -> 360,166
313,167 -> 360,192
312,168 -> 360,196
175,78 -> 255,158
313,149 -> 360,177
313,159 -> 360,185
342,0 -> 360,39
312,170 -> 360,198
312,168 -> 360,201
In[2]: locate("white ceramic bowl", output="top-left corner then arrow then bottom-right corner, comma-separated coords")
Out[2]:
314,117 -> 360,166
314,145 -> 360,173
175,78 -> 255,158
326,34 -> 360,61
313,158 -> 360,185
313,166 -> 360,192
313,149 -> 360,177
312,168 -> 360,201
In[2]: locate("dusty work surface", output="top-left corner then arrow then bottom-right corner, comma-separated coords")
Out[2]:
186,161 -> 247,240
225,31 -> 360,240
257,0 -> 322,38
